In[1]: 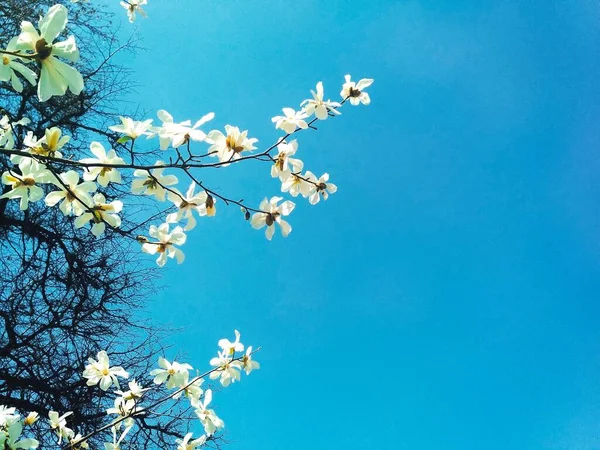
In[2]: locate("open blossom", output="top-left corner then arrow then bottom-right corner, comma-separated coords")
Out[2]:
131,162 -> 178,201
241,346 -> 260,375
218,330 -> 244,355
45,170 -> 96,216
48,411 -> 74,443
309,172 -> 337,205
209,351 -> 242,387
141,223 -> 187,266
4,420 -> 39,450
69,434 -> 89,450
301,81 -> 341,120
1,161 -> 50,210
0,406 -> 17,426
80,142 -> 124,186
166,183 -> 211,230
251,196 -> 295,240
0,116 -> 30,150
109,117 -> 153,140
0,37 -> 37,92
271,140 -> 303,181
82,350 -> 129,390
193,390 -> 224,436
281,171 -> 314,198
149,357 -> 193,388
152,110 -> 214,150
120,0 -> 148,23
16,128 -> 70,166
16,4 -> 84,102
206,125 -> 258,164
74,193 -> 123,237
340,74 -> 374,106
115,380 -> 149,401
272,108 -> 308,134
176,433 -> 206,450
106,396 -> 137,429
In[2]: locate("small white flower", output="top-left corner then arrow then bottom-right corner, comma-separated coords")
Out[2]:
209,351 -> 242,387
73,193 -> 123,237
308,172 -> 337,205
48,411 -> 74,443
131,162 -> 178,201
166,183 -> 211,230
241,346 -> 260,375
115,380 -> 150,401
109,116 -> 153,140
340,74 -> 373,106
149,357 -> 193,388
301,82 -> 341,120
141,223 -> 187,266
271,108 -> 308,134
206,125 -> 257,164
45,170 -> 96,217
82,350 -> 129,390
80,142 -> 125,187
176,433 -> 206,450
1,161 -> 50,210
0,115 -> 30,150
193,390 -> 224,436
120,0 -> 148,23
23,412 -> 39,426
250,196 -> 295,240
218,329 -> 244,355
270,140 -> 303,181
152,110 -> 214,150
0,37 -> 37,92
0,406 -> 17,426
281,172 -> 314,198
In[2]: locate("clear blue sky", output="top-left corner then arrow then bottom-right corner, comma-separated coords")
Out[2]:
105,1 -> 600,448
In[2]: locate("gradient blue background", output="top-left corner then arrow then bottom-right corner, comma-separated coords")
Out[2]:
106,1 -> 600,448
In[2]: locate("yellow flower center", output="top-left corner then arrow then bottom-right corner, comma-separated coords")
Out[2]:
2,57 -> 9,66
102,368 -> 110,376
225,135 -> 245,153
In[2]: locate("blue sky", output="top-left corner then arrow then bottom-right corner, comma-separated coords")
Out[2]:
105,1 -> 600,448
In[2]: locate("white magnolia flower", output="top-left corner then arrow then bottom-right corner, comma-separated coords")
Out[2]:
301,82 -> 341,120
340,74 -> 374,106
152,110 -> 214,150
166,183 -> 211,230
104,425 -> 131,450
209,351 -> 242,387
115,380 -> 150,401
218,330 -> 244,355
74,193 -> 122,237
109,117 -> 153,140
23,413 -> 39,427
14,128 -> 69,167
241,346 -> 260,375
82,350 -> 129,390
16,4 -> 84,101
176,433 -> 206,450
193,390 -> 224,436
149,357 -> 193,388
0,37 -> 37,92
141,223 -> 187,266
270,140 -> 303,181
5,420 -> 39,450
281,172 -> 314,198
120,0 -> 148,23
309,172 -> 337,205
45,170 -> 96,216
69,434 -> 89,450
80,142 -> 125,186
1,161 -> 50,210
0,116 -> 30,150
0,406 -> 17,426
178,377 -> 204,401
251,196 -> 295,240
206,125 -> 257,164
48,411 -> 74,443
131,162 -> 178,201
271,108 -> 308,134
106,396 -> 137,423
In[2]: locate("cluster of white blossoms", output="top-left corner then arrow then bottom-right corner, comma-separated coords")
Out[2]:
0,407 -> 39,450
0,3 -> 374,267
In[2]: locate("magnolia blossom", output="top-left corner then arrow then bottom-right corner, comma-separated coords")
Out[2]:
1,162 -> 50,210
48,411 -> 74,443
340,74 -> 374,106
115,380 -> 149,401
166,184 -> 213,230
0,406 -> 17,426
149,357 -> 193,388
206,125 -> 257,164
141,223 -> 187,266
281,172 -> 314,198
80,142 -> 125,186
104,425 -> 131,450
193,390 -> 224,436
106,396 -> 137,427
241,346 -> 260,375
152,110 -> 214,150
176,433 -> 206,450
14,128 -> 69,166
74,193 -> 122,237
178,377 -> 204,401
0,116 -> 30,150
309,172 -> 337,205
22,413 -> 38,427
82,350 -> 129,390
251,196 -> 295,240
271,108 -> 308,134
131,162 -> 178,201
218,330 -> 244,355
69,434 -> 89,450
3,420 -> 39,450
0,37 -> 37,92
16,4 -> 84,101
209,351 -> 242,387
120,0 -> 148,23
270,140 -> 303,181
45,170 -> 96,216
109,117 -> 153,140
301,81 -> 341,120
